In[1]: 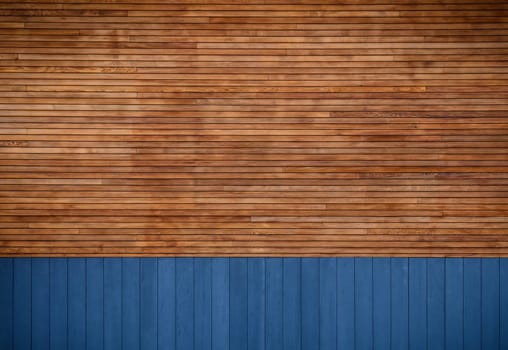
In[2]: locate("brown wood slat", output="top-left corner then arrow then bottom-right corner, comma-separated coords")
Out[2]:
0,0 -> 507,256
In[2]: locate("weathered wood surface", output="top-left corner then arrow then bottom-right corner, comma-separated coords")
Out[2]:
0,0 -> 507,256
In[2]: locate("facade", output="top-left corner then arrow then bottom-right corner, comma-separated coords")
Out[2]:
0,0 -> 507,348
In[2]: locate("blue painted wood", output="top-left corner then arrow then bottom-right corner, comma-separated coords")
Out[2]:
32,258 -> 50,350
68,258 -> 86,350
282,258 -> 300,350
355,258 -> 373,350
13,258 -> 30,350
1,257 -> 507,350
445,259 -> 463,350
229,258 -> 247,350
319,258 -> 337,350
0,259 -> 13,349
373,257 -> 390,350
501,259 -> 508,350
211,258 -> 229,350
104,258 -> 122,350
463,258 -> 482,350
157,258 -> 175,350
391,258 -> 409,350
482,258 -> 500,350
194,258 -> 212,350
301,258 -> 319,350
140,258 -> 157,350
408,258 -> 427,350
175,258 -> 193,350
427,258 -> 445,350
86,258 -> 104,350
50,259 -> 67,350
337,258 -> 355,350
266,258 -> 283,350
248,258 -> 265,350
122,258 -> 140,350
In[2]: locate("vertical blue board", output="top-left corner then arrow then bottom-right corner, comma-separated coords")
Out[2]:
0,258 -> 13,349
463,258 -> 481,350
301,258 -> 319,350
175,258 -> 193,350
501,259 -> 508,350
1,257 -> 508,350
32,258 -> 50,350
482,258 -> 500,350
282,258 -> 300,350
427,258 -> 445,350
408,258 -> 426,350
229,258 -> 247,350
68,258 -> 86,350
13,258 -> 30,350
355,258 -> 373,350
157,258 -> 175,350
50,259 -> 67,350
86,258 -> 104,350
373,257 -> 390,350
445,259 -> 463,350
211,258 -> 229,350
248,258 -> 265,350
337,258 -> 355,350
194,258 -> 212,350
140,258 -> 157,350
122,258 -> 140,350
391,258 -> 409,350
319,258 -> 337,350
266,258 -> 283,350
104,258 -> 122,350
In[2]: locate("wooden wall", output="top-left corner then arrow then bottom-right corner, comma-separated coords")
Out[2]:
1,258 -> 508,350
0,0 -> 507,256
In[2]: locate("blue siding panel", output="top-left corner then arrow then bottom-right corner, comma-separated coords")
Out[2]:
265,258 -> 283,350
463,258 -> 482,350
501,259 -> 508,350
122,258 -> 140,350
104,258 -> 122,350
157,258 -> 175,350
0,259 -> 13,350
427,259 -> 445,350
482,258 -> 500,350
194,258 -> 212,350
211,258 -> 229,350
408,258 -> 427,350
391,258 -> 409,350
355,258 -> 373,350
282,258 -> 300,350
445,259 -> 463,350
337,258 -> 355,350
373,257 -> 390,350
1,257 -> 507,350
229,258 -> 247,350
301,258 -> 319,350
31,259 -> 50,350
140,258 -> 158,350
86,258 -> 104,350
248,258 -> 265,350
50,259 -> 67,350
175,258 -> 193,350
68,258 -> 86,350
13,258 -> 31,350
319,258 -> 337,350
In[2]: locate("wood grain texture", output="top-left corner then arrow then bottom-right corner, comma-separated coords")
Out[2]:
0,0 -> 507,256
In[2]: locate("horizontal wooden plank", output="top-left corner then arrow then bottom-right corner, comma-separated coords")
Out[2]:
0,0 -> 506,256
